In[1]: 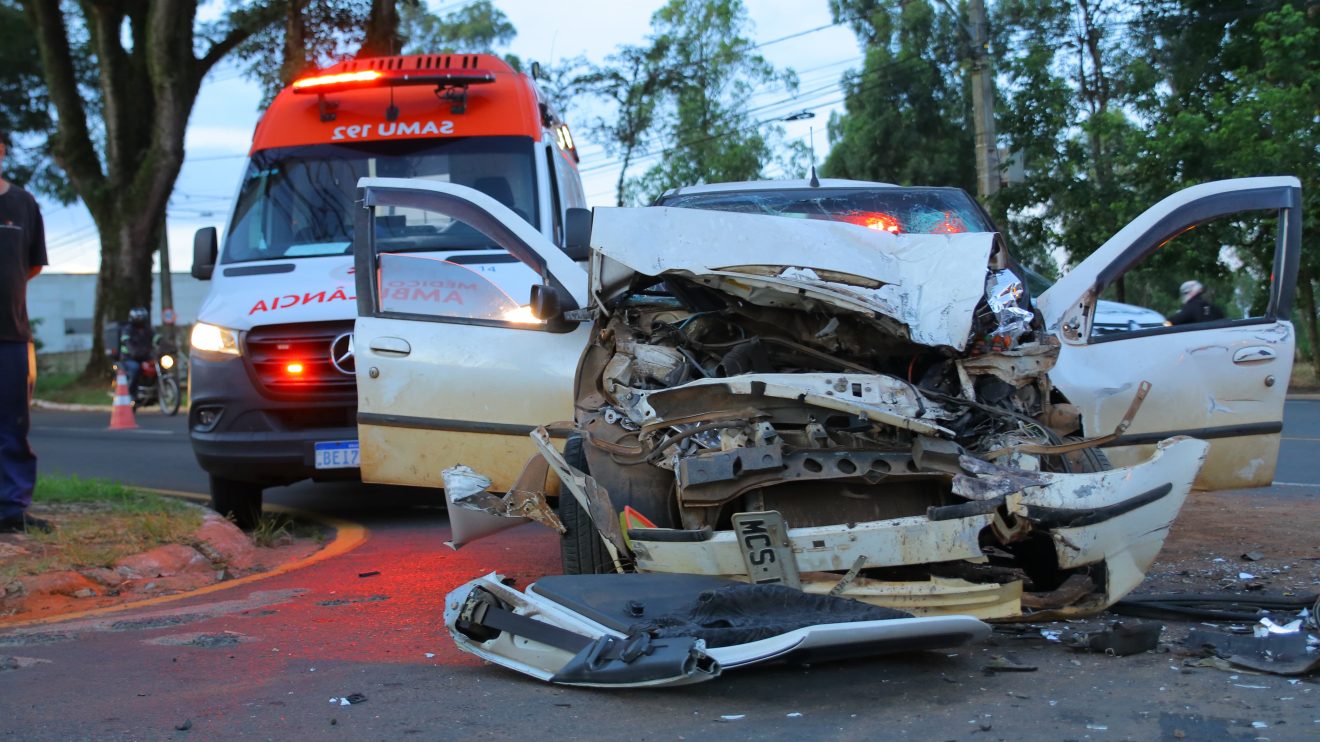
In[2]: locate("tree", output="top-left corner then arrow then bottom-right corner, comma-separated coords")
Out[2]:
992,0 -> 1150,279
20,1 -> 276,378
0,1 -> 55,188
1140,3 -> 1320,370
822,0 -> 976,194
400,0 -> 515,56
578,44 -> 673,205
237,0 -> 370,103
629,0 -> 797,201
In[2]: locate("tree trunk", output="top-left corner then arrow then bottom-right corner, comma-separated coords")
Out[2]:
22,1 -> 266,379
359,0 -> 401,58
1298,266 -> 1320,377
281,0 -> 310,85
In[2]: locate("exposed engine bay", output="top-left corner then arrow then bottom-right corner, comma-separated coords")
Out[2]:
529,206 -> 1208,621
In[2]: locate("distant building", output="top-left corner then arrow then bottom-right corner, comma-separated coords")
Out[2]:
27,273 -> 209,354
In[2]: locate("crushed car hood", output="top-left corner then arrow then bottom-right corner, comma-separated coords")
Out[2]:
589,207 -> 996,350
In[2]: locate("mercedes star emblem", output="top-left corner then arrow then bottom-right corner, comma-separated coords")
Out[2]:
329,332 -> 356,375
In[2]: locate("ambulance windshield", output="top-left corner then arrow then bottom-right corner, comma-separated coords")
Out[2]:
222,136 -> 539,263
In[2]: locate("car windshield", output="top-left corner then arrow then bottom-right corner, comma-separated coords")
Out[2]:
659,186 -> 994,235
222,137 -> 539,263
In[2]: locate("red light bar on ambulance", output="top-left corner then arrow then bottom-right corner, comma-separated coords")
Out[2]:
292,68 -> 497,95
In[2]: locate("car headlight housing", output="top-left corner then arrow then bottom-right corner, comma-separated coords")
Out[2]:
190,322 -> 241,358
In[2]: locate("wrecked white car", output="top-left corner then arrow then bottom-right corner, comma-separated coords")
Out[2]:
349,176 -> 1301,622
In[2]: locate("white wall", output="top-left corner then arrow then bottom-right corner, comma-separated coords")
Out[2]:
27,273 -> 209,353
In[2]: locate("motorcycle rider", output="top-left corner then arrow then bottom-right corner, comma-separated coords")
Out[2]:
119,307 -> 156,395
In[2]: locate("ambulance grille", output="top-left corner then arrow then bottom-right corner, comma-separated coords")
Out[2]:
243,321 -> 357,400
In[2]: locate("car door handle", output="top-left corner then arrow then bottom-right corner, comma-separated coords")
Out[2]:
1233,346 -> 1276,364
368,337 -> 411,356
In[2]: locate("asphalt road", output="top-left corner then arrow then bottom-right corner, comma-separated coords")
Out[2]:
2,404 -> 1316,740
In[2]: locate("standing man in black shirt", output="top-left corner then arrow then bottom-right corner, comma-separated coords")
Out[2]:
0,130 -> 51,532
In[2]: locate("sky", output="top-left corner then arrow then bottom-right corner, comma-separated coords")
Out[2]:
37,0 -> 863,274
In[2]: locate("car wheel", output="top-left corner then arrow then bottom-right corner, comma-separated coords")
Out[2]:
1060,437 -> 1111,473
158,377 -> 181,416
558,435 -> 615,575
210,476 -> 263,531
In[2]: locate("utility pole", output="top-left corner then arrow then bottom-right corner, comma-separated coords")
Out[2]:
157,226 -> 175,347
968,0 -> 999,200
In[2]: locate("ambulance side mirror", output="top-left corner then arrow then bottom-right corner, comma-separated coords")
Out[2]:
563,208 -> 591,261
529,283 -> 562,321
192,227 -> 218,280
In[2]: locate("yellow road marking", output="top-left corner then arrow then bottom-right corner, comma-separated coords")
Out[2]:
1,489 -> 369,629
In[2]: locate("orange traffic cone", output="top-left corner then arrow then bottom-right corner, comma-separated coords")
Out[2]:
109,370 -> 138,430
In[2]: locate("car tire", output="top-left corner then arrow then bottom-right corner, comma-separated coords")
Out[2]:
210,476 -> 263,531
558,435 -> 615,575
1062,437 -> 1111,473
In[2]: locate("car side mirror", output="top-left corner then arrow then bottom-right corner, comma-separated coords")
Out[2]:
563,207 -> 591,261
529,283 -> 562,320
192,227 -> 218,280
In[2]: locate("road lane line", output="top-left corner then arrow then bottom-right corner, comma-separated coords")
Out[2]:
0,490 -> 369,629
1271,481 -> 1319,488
32,426 -> 174,436
1282,436 -> 1320,442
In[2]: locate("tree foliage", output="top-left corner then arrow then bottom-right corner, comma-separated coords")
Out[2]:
626,0 -> 797,202
822,0 -> 975,192
17,1 -> 276,377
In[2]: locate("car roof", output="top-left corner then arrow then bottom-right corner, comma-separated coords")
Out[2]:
659,178 -> 899,199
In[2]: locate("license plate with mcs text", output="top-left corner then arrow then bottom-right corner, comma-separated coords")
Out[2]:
731,511 -> 801,589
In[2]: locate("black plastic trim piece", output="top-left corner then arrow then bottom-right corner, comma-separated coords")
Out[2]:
1026,483 -> 1173,528
627,527 -> 714,543
223,263 -> 297,277
357,412 -> 571,437
1101,421 -> 1283,447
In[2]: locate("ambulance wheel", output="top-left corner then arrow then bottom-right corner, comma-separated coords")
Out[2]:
558,435 -> 614,575
210,476 -> 263,531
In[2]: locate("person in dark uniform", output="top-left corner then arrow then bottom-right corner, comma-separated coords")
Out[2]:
1168,280 -> 1225,326
119,307 -> 156,395
0,130 -> 51,533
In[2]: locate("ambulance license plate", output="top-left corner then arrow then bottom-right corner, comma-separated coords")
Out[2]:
314,440 -> 359,469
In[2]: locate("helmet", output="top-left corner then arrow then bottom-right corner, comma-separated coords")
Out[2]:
128,307 -> 149,326
1179,280 -> 1203,303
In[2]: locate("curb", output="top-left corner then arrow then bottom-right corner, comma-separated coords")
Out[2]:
32,399 -> 113,412
0,489 -> 369,629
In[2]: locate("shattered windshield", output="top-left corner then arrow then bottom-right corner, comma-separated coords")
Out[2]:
222,137 -> 539,263
659,187 -> 993,235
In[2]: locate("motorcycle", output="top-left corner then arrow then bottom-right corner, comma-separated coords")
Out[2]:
114,351 -> 182,416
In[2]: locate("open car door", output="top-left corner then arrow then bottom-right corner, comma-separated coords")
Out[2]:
1039,177 -> 1302,490
351,178 -> 589,490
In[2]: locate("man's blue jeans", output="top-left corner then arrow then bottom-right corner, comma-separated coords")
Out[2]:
0,341 -> 36,520
120,359 -> 142,396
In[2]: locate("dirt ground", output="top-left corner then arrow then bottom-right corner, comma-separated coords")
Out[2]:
1142,489 -> 1320,598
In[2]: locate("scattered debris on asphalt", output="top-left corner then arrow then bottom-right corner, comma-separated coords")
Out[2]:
982,655 -> 1037,673
174,719 -> 192,731
357,571 -> 380,578
316,595 -> 389,607
329,693 -> 367,706
1064,620 -> 1162,656
1242,551 -> 1264,562
1184,611 -> 1320,676
441,465 -> 563,550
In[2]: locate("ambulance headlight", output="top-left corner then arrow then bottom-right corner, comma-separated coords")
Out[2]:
190,323 -> 241,358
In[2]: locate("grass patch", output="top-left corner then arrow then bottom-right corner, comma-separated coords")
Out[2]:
0,476 -> 204,584
250,512 -> 327,548
33,370 -> 111,406
1290,362 -> 1319,392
